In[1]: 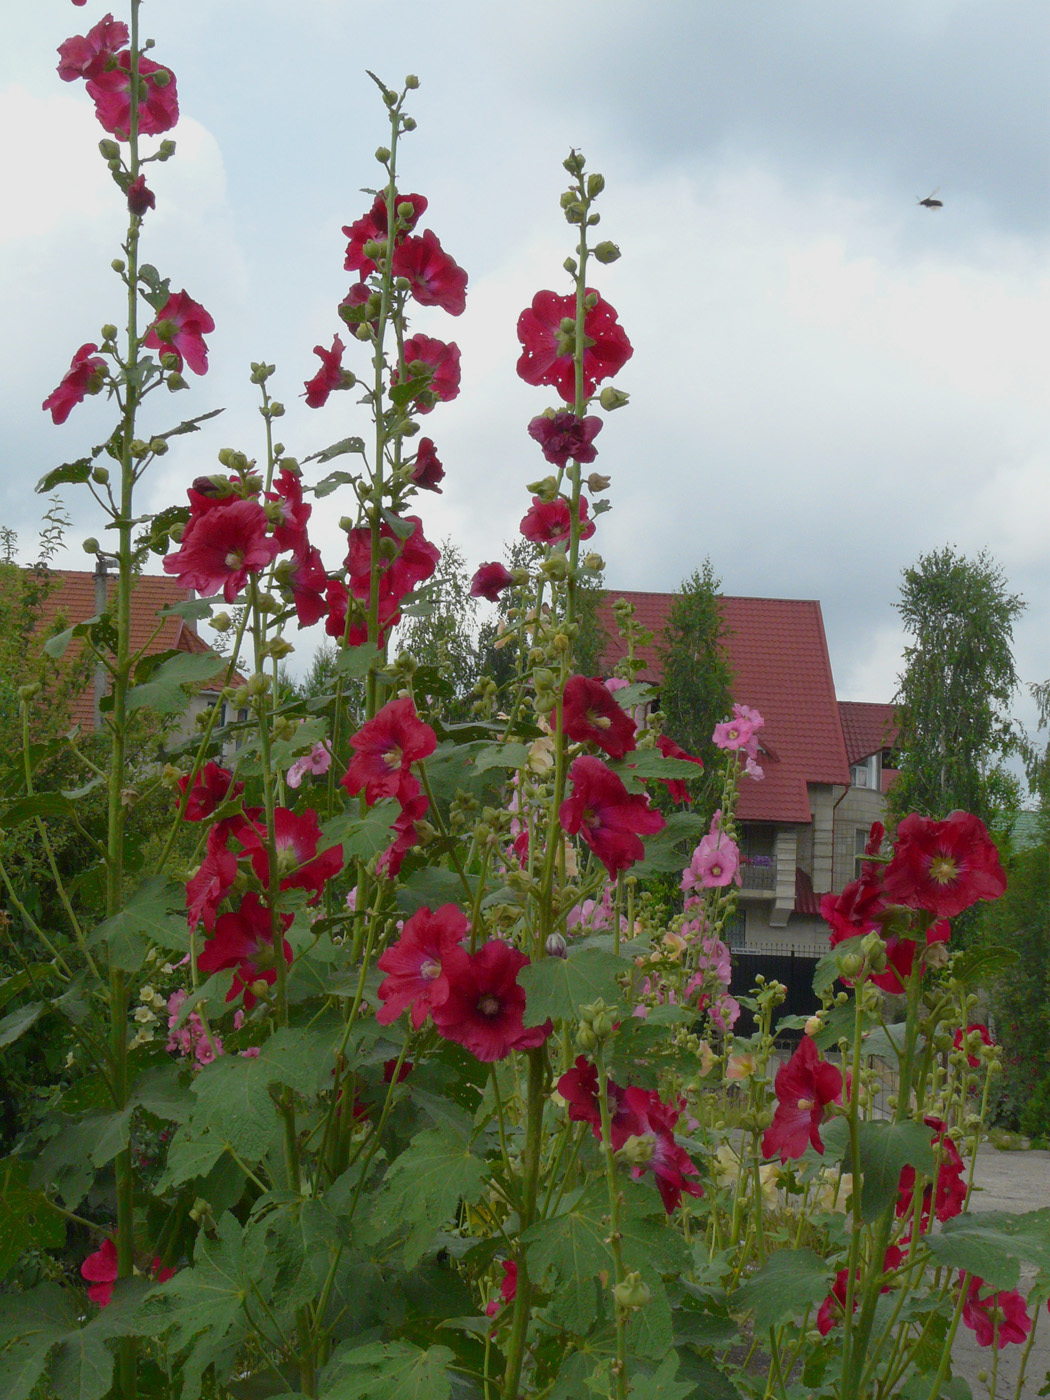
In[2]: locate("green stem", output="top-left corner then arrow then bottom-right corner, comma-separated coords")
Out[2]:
501,1048 -> 546,1400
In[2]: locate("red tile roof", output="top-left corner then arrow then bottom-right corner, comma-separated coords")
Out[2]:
596,591 -> 851,824
29,569 -> 216,731
838,701 -> 897,765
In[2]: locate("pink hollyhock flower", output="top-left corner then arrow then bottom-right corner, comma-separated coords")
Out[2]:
954,1023 -> 993,1068
144,291 -> 214,375
410,437 -> 444,492
519,494 -> 596,546
884,811 -> 1006,919
86,52 -> 179,140
163,497 -> 280,603
376,788 -> 429,877
197,892 -> 293,1009
341,696 -> 437,807
470,562 -> 514,601
375,903 -> 468,1028
559,755 -> 665,879
618,1085 -> 704,1213
761,1035 -> 844,1162
516,289 -> 633,403
238,807 -> 343,898
394,334 -> 461,412
817,1247 -> 905,1335
733,702 -> 765,731
527,410 -> 603,466
431,940 -> 552,1062
176,762 -> 242,821
485,1260 -> 518,1318
896,1116 -> 966,1230
57,15 -> 129,83
303,336 -> 345,408
286,741 -> 333,789
42,343 -> 106,424
81,1238 -> 118,1305
656,734 -> 703,803
561,675 -> 637,759
681,830 -> 741,892
712,715 -> 756,751
126,173 -> 155,216
960,1275 -> 1032,1348
342,191 -> 428,275
391,229 -> 468,315
744,756 -> 764,781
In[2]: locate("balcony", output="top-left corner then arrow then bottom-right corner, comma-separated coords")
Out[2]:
739,854 -> 776,892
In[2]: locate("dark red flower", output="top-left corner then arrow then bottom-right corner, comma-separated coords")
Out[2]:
176,762 -> 242,821
655,735 -> 703,803
86,52 -> 179,140
341,696 -> 437,807
266,469 -> 312,555
126,173 -> 155,216
619,1085 -> 704,1213
954,1023 -> 993,1068
470,562 -> 514,602
81,1238 -> 118,1305
409,437 -> 444,493
324,579 -> 401,648
561,675 -> 637,759
197,892 -> 293,1009
342,191 -> 428,275
884,811 -> 1006,919
57,15 -> 129,83
185,818 -> 244,932
527,411 -> 603,466
485,1260 -> 518,1318
144,290 -> 214,376
519,495 -> 596,546
284,545 -> 329,627
376,904 -> 468,1028
827,910 -> 950,995
42,343 -> 106,424
761,1035 -> 844,1162
163,497 -> 280,603
344,517 -> 440,606
817,1247 -> 904,1335
303,336 -> 345,408
431,940 -> 552,1062
960,1275 -> 1032,1348
896,1116 -> 966,1230
391,229 -> 468,316
559,755 -> 665,879
557,1055 -> 637,1145
377,788 -> 429,878
516,289 -> 633,403
238,807 -> 343,899
394,334 -> 461,413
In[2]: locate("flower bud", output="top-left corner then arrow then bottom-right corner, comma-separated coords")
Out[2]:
17,683 -> 40,702
576,1023 -> 598,1051
593,240 -> 621,264
613,1272 -> 650,1310
586,471 -> 612,493
247,672 -> 270,697
149,437 -> 169,456
804,1014 -> 823,1037
167,372 -> 187,391
157,140 -> 176,160
401,115 -> 417,131
100,324 -> 118,342
82,537 -> 100,554
545,933 -> 568,959
98,139 -> 120,160
404,74 -> 420,89
375,146 -> 391,164
563,256 -> 578,274
208,612 -> 231,632
840,953 -> 864,980
586,172 -> 605,198
91,466 -> 109,485
598,386 -> 629,411
563,150 -> 585,177
541,554 -> 569,581
618,1133 -> 655,1166
584,291 -> 599,310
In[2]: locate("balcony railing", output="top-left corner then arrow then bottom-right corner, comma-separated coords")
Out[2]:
739,855 -> 775,891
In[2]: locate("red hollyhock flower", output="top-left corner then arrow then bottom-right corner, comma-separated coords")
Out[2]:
470,562 -> 514,602
391,229 -> 468,316
817,1247 -> 905,1335
655,734 -> 703,803
559,755 -> 665,879
266,468 -> 312,555
185,818 -> 244,932
342,696 -> 437,807
285,545 -> 329,627
57,15 -> 129,83
827,913 -> 950,996
324,579 -> 402,647
410,437 -> 444,492
375,903 -> 468,1028
126,173 -> 155,216
176,761 -> 242,821
561,675 -> 637,759
238,808 -> 343,899
42,343 -> 106,424
144,290 -> 214,376
960,1275 -> 1032,1348
344,517 -> 440,606
557,1055 -> 637,1145
197,892 -> 293,1009
377,788 -> 429,878
86,52 -> 179,140
485,1260 -> 518,1318
303,336 -> 345,408
431,940 -> 552,1062
527,410 -> 603,466
163,497 -> 280,603
519,494 -> 596,546
884,811 -> 1006,919
618,1086 -> 704,1213
516,289 -> 633,404
342,191 -> 428,275
954,1022 -> 993,1068
394,334 -> 461,412
761,1035 -> 844,1162
81,1237 -> 118,1305
896,1116 -> 966,1229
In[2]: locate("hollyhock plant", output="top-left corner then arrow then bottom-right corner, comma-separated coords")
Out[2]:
266,468 -> 313,554
485,1260 -> 518,1318
762,1035 -> 844,1162
283,545 -> 329,627
431,941 -> 552,1062
176,762 -> 243,821
375,904 -> 468,1028
42,343 -> 106,424
410,437 -> 444,492
561,675 -> 637,759
681,828 -> 741,892
559,755 -> 665,878
394,334 -> 461,411
376,788 -> 429,877
286,741 -> 333,789
237,807 -> 343,899
144,291 -> 214,375
342,190 -> 428,275
712,715 -> 756,752
817,1247 -> 905,1335
390,229 -> 468,315
345,517 -> 440,603
954,1023 -> 994,1068
186,820 -> 242,932
126,173 -> 155,216
81,1237 -> 118,1306
884,810 -> 1006,919
558,1055 -> 636,1145
618,1085 -> 704,1213
197,892 -> 293,1009
516,289 -> 633,403
960,1275 -> 1032,1348
470,561 -> 514,601
896,1117 -> 966,1229
86,52 -> 179,140
655,734 -> 703,803
527,410 -> 603,465
57,15 -> 129,83
341,696 -> 437,806
163,497 -> 281,602
519,494 -> 596,546
304,335 -> 346,408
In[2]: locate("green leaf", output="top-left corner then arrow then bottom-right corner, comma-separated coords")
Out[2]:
951,944 -> 1019,985
304,436 -> 366,466
0,1000 -> 47,1047
131,1063 -> 195,1124
0,1284 -> 74,1400
49,1326 -> 114,1400
610,752 -> 706,782
395,867 -> 472,918
523,1186 -> 612,1333
125,651 -> 226,716
517,945 -> 625,1022
838,1120 -> 936,1222
36,457 -> 94,494
155,408 -> 224,442
0,792 -> 76,828
926,1210 -> 1050,1290
334,641 -> 380,678
364,1124 -> 487,1268
321,1340 -> 454,1400
611,1353 -> 694,1400
472,741 -> 530,774
813,936 -> 866,997
734,1248 -> 834,1331
321,801 -> 399,862
631,811 -> 707,876
0,1159 -> 65,1278
90,877 -> 188,961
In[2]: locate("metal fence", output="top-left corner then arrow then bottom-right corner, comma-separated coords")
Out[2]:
730,945 -> 822,1039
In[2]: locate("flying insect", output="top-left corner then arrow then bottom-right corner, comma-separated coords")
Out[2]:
917,189 -> 943,209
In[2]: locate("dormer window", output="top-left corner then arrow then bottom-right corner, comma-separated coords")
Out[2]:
850,754 -> 879,789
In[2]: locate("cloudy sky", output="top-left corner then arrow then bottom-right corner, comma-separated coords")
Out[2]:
3,2 -> 1048,754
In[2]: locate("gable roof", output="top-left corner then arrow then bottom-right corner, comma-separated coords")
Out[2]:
28,569 -> 215,731
596,590 -> 851,824
838,701 -> 897,765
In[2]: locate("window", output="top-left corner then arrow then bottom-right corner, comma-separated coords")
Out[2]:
850,754 -> 879,789
854,825 -> 885,879
723,909 -> 746,950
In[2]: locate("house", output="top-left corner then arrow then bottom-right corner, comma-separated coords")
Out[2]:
597,591 -> 897,953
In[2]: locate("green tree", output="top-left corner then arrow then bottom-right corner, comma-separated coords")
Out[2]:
889,547 -> 1024,833
656,560 -> 734,772
397,539 -> 482,718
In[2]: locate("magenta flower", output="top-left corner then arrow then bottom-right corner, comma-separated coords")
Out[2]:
527,410 -> 603,466
470,562 -> 514,602
376,904 -> 469,1028
712,716 -> 756,751
81,1238 -> 118,1306
144,290 -> 214,376
516,289 -> 633,403
395,334 -> 461,412
519,495 -> 596,546
391,229 -> 468,316
961,1276 -> 1032,1348
286,741 -> 333,789
431,940 -> 551,1063
341,696 -> 437,807
561,675 -> 637,759
175,761 -> 242,821
655,734 -> 703,803
197,893 -> 293,1010
42,343 -> 106,424
304,335 -> 345,408
163,498 -> 280,602
57,15 -> 129,83
410,437 -> 445,492
559,755 -> 665,879
342,191 -> 428,275
761,1036 -> 844,1162
126,173 -> 155,216
86,52 -> 179,140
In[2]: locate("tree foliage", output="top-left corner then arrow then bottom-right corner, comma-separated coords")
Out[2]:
656,560 -> 734,775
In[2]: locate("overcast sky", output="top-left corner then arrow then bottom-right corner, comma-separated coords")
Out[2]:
3,1 -> 1049,760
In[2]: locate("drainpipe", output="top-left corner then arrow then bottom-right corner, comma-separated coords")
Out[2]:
93,554 -> 118,731
830,781 -> 850,894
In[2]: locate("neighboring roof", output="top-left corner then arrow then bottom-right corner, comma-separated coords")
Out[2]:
596,591 -> 851,824
26,569 -> 216,731
838,701 -> 897,766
